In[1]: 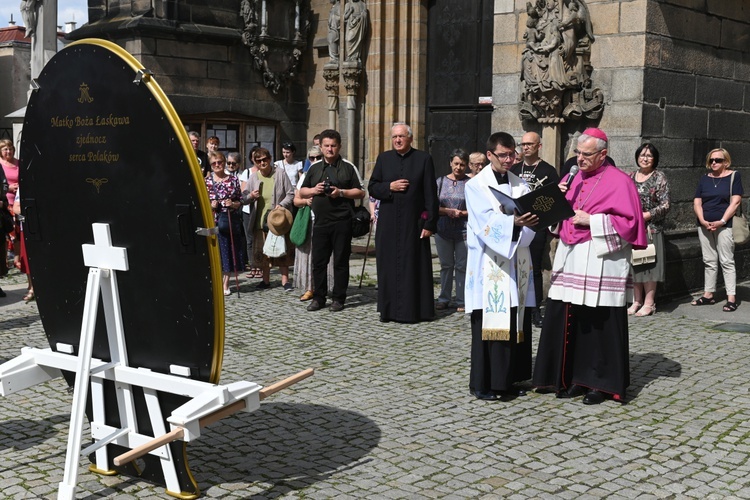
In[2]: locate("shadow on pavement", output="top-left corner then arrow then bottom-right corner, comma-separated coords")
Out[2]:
0,415 -> 67,460
627,352 -> 682,402
189,402 -> 382,497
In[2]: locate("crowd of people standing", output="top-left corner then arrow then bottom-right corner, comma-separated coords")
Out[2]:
2,123 -> 745,408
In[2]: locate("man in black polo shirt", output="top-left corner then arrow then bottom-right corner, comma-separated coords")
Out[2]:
510,131 -> 559,327
299,129 -> 365,311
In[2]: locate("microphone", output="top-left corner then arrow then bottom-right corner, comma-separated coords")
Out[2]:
565,165 -> 580,189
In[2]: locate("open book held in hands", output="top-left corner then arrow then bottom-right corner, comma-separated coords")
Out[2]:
488,182 -> 575,232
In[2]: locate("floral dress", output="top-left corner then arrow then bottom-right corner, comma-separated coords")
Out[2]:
206,173 -> 244,272
630,169 -> 670,281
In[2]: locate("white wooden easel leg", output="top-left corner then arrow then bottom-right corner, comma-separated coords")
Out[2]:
143,388 -> 181,494
58,268 -> 103,500
94,269 -> 138,472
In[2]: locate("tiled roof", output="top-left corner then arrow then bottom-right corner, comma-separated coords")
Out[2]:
0,26 -> 30,44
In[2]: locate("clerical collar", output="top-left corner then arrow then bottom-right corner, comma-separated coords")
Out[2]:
581,162 -> 609,178
492,169 -> 509,185
396,148 -> 412,157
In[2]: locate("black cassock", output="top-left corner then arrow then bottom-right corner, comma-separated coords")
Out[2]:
369,148 -> 439,322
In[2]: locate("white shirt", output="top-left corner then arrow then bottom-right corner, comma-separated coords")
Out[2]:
276,160 -> 303,186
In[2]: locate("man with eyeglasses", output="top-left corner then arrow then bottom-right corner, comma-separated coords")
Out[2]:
368,122 -> 439,323
510,132 -> 560,328
299,129 -> 365,312
533,128 -> 647,405
463,132 -> 538,401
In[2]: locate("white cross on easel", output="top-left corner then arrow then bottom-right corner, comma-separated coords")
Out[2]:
58,223 -> 133,499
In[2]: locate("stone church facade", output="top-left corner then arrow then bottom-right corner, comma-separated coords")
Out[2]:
59,0 -> 749,296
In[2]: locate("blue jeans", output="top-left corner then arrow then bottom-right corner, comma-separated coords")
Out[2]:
435,233 -> 467,307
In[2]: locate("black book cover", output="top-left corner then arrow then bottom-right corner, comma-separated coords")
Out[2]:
488,182 -> 575,231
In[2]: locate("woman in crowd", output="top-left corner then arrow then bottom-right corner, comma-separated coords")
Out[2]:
468,152 -> 487,177
692,148 -> 743,312
240,147 -> 262,278
1,139 -> 19,274
293,146 -> 333,301
628,143 -> 670,317
0,167 -> 8,296
205,151 -> 244,296
243,147 -> 295,290
12,190 -> 33,301
435,149 -> 470,312
226,151 -> 243,176
226,152 -> 247,268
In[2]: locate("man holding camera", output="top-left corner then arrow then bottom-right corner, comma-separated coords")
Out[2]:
299,129 -> 365,312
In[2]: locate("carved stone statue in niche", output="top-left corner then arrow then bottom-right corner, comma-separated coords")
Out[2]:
327,0 -> 340,67
240,0 -> 310,94
344,0 -> 368,67
519,0 -> 603,124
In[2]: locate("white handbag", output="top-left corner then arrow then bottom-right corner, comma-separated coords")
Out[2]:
262,232 -> 286,258
632,243 -> 656,266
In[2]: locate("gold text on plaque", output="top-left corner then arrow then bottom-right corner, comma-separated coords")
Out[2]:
532,195 -> 555,213
78,83 -> 94,103
86,178 -> 108,193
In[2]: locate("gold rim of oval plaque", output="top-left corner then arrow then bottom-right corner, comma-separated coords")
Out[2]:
65,38 -> 224,386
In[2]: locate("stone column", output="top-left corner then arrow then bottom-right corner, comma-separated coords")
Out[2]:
30,0 -> 58,82
323,67 -> 339,131
363,1 -> 428,177
342,62 -> 362,163
541,125 -> 561,173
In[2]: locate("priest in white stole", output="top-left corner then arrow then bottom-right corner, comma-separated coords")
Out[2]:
464,132 -> 538,401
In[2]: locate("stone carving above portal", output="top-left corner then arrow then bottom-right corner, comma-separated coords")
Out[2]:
519,0 -> 604,124
240,0 -> 310,94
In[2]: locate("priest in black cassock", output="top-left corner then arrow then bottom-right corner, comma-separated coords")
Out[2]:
369,123 -> 439,323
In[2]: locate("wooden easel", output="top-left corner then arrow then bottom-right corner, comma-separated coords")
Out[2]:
0,223 -> 312,499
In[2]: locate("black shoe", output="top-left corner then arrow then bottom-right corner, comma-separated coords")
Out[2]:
379,316 -> 390,323
0,287 -> 5,298
532,309 -> 543,328
472,390 -> 497,401
330,301 -> 344,312
556,384 -> 587,399
583,390 -> 605,405
497,389 -> 521,402
307,300 -> 324,311
255,281 -> 270,290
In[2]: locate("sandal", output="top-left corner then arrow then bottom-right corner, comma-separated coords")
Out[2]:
627,302 -> 642,315
23,290 -> 35,302
723,302 -> 738,312
635,304 -> 656,317
691,296 -> 715,306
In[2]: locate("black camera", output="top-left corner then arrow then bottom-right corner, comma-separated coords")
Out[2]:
324,178 -> 334,196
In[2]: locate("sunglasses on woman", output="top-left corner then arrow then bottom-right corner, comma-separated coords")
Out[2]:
309,155 -> 322,161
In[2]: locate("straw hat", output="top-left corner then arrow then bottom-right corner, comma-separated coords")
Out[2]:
267,207 -> 293,236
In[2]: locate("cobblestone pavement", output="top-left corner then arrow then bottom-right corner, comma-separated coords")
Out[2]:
2,244 -> 750,499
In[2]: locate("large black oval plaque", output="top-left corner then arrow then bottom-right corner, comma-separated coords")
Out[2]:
19,39 -> 224,497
